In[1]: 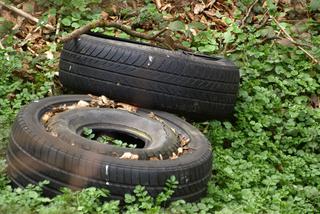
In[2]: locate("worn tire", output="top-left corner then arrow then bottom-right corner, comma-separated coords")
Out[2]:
59,33 -> 240,120
7,95 -> 213,202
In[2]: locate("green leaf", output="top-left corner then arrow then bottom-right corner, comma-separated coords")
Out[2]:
168,20 -> 185,31
198,44 -> 217,53
310,0 -> 320,11
223,30 -> 234,43
71,22 -> 80,28
124,194 -> 136,204
61,17 -> 72,26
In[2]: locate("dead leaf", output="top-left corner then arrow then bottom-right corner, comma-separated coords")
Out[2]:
179,135 -> 190,146
154,0 -> 162,10
149,156 -> 160,160
311,95 -> 319,108
276,38 -> 294,47
163,14 -> 174,21
116,103 -> 138,112
50,131 -> 58,137
161,3 -> 172,11
45,50 -> 54,60
189,28 -> 197,36
170,152 -> 178,160
101,11 -> 109,20
76,100 -> 90,108
194,3 -> 206,15
200,15 -> 209,25
119,152 -> 139,160
203,10 -> 215,18
42,112 -> 53,123
89,95 -> 116,108
187,12 -> 195,21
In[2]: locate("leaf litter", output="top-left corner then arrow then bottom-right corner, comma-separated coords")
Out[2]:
42,95 -> 190,161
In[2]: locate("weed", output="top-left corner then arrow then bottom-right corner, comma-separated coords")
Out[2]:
82,127 -> 137,148
0,1 -> 319,213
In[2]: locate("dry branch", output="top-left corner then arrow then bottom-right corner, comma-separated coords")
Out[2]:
240,0 -> 259,28
272,16 -> 319,64
60,18 -> 191,51
0,1 -> 55,31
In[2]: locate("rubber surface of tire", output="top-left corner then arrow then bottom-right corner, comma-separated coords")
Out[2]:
59,34 -> 240,120
7,95 -> 213,202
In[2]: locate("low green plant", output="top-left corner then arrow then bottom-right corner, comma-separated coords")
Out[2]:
124,175 -> 178,213
0,1 -> 320,213
82,127 -> 136,148
82,127 -> 95,140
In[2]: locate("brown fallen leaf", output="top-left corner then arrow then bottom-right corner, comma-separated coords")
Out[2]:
203,10 -> 215,18
161,3 -> 172,12
170,152 -> 178,160
194,3 -> 206,15
179,135 -> 190,146
311,95 -> 319,108
90,95 -> 116,108
50,131 -> 58,137
154,0 -> 162,10
119,152 -> 139,160
42,112 -> 53,123
116,102 -> 138,112
76,100 -> 90,108
149,156 -> 160,160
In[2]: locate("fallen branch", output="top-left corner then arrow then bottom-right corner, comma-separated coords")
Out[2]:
0,1 -> 55,31
272,16 -> 319,64
240,0 -> 259,28
60,17 -> 191,51
255,10 -> 270,30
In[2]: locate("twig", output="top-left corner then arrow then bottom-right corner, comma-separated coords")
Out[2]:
27,46 -> 38,56
255,11 -> 270,30
154,0 -> 162,10
240,0 -> 259,28
55,16 -> 61,41
60,19 -> 155,42
0,40 -> 4,49
150,27 -> 168,40
272,16 -> 319,64
0,0 -> 55,31
12,16 -> 25,31
60,18 -> 191,51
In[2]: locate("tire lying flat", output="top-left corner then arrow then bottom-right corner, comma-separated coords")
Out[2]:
59,34 -> 240,120
7,95 -> 213,202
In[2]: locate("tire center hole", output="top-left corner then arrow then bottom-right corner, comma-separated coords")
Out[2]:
82,128 -> 145,149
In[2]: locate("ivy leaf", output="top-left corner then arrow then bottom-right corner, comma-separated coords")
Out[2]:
61,17 -> 72,26
168,20 -> 185,31
71,22 -> 80,28
223,31 -> 235,43
198,44 -> 217,53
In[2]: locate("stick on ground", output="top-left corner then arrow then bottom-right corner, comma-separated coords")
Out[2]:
0,1 -> 55,31
272,16 -> 319,64
60,18 -> 191,51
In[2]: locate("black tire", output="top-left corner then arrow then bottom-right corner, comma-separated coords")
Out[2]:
7,95 -> 213,202
59,33 -> 240,120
